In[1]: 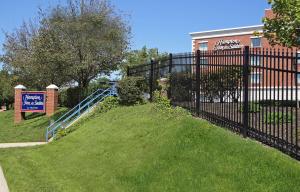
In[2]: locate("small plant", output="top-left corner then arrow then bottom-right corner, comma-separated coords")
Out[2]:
240,102 -> 261,113
117,76 -> 148,105
95,96 -> 119,114
152,90 -> 190,118
54,128 -> 72,140
265,112 -> 294,124
152,90 -> 171,110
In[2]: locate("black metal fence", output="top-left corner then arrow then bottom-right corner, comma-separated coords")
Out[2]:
127,46 -> 300,160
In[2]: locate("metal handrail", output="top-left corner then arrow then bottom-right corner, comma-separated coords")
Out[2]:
50,88 -> 105,126
45,86 -> 117,141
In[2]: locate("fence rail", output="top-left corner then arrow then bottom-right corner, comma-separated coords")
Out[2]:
128,46 -> 300,160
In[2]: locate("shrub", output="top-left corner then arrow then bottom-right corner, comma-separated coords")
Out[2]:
117,76 -> 148,105
240,102 -> 261,113
152,90 -> 190,119
152,90 -> 171,110
94,96 -> 119,114
265,112 -> 294,124
54,128 -> 72,140
59,78 -> 111,108
170,72 -> 195,102
259,100 -> 297,107
59,87 -> 81,108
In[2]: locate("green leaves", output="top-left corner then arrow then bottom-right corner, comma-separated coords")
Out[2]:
2,0 -> 130,90
263,0 -> 300,47
122,46 -> 168,75
0,70 -> 16,107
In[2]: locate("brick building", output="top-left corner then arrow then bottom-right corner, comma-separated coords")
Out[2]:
189,9 -> 299,102
190,9 -> 278,53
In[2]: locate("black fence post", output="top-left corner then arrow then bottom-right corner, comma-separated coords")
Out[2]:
196,50 -> 201,116
168,53 -> 173,74
149,59 -> 154,101
168,53 -> 173,99
242,46 -> 250,138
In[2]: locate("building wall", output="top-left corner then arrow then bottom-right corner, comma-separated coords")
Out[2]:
190,9 -> 299,91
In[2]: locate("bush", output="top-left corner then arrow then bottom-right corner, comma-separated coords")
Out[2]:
59,87 -> 82,108
54,128 -> 72,140
59,78 -> 111,108
259,100 -> 297,107
152,90 -> 171,110
265,112 -> 294,124
94,96 -> 119,114
170,72 -> 195,102
240,102 -> 261,113
117,76 -> 148,105
152,90 -> 190,119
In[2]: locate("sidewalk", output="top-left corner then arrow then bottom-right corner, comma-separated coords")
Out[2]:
0,142 -> 47,149
0,166 -> 9,192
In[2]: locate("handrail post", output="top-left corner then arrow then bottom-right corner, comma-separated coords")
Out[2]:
45,128 -> 48,142
196,50 -> 201,116
242,46 -> 250,138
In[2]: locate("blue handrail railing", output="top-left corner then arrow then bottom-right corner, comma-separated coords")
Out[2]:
46,85 -> 117,141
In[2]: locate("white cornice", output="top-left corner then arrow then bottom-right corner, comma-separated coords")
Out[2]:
46,84 -> 59,89
14,85 -> 26,89
190,25 -> 263,40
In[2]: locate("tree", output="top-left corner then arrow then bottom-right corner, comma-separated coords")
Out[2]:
2,0 -> 130,90
0,70 -> 16,109
262,0 -> 300,47
46,0 -> 130,89
122,46 -> 168,75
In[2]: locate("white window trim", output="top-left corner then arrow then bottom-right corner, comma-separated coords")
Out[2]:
250,36 -> 262,48
296,73 -> 300,84
199,41 -> 208,51
250,36 -> 262,38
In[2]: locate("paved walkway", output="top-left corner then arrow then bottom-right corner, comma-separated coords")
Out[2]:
0,166 -> 9,192
0,142 -> 47,149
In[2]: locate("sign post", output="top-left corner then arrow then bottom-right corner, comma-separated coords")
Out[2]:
46,84 -> 59,117
14,85 -> 26,124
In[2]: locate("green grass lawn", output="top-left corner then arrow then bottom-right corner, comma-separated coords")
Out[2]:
0,108 -> 68,143
1,104 -> 300,191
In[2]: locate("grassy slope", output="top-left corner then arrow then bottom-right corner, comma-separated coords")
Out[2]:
0,108 -> 68,143
0,104 -> 300,192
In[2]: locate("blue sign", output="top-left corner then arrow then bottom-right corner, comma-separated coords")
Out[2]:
21,92 -> 46,112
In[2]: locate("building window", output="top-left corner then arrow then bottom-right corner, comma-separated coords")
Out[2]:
199,42 -> 208,51
297,73 -> 300,84
251,37 -> 261,48
250,73 -> 261,84
200,58 -> 208,66
297,52 -> 300,65
250,55 -> 261,66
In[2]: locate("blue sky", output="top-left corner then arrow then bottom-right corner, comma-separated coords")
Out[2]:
0,0 -> 269,68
